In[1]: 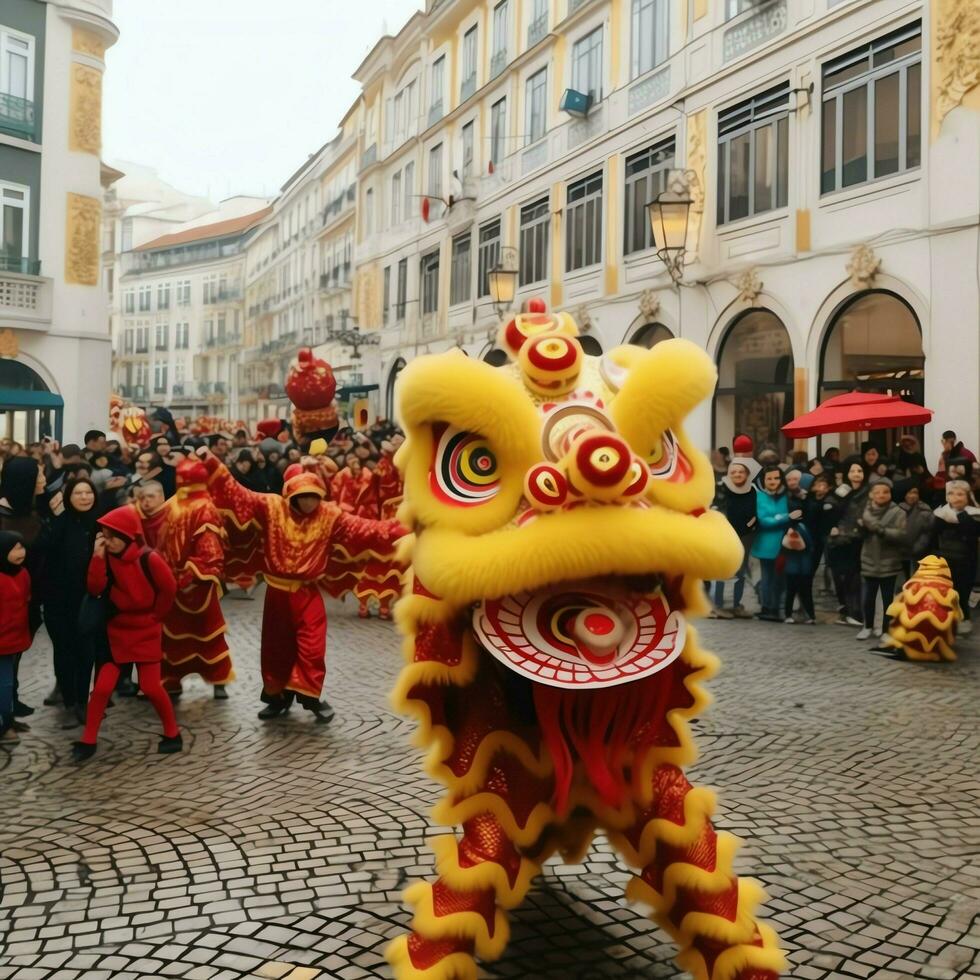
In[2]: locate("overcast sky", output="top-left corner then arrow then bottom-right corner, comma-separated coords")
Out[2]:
103,0 -> 423,201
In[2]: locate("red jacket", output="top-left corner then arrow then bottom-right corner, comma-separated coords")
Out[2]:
0,568 -> 31,655
87,543 -> 177,664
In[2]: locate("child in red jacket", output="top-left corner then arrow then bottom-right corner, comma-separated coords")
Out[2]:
72,505 -> 180,761
0,531 -> 31,746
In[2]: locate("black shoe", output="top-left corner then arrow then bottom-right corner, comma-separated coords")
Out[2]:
43,685 -> 62,707
116,678 -> 138,697
13,700 -> 34,717
313,701 -> 335,726
257,694 -> 290,720
213,685 -> 229,700
10,719 -> 30,732
166,690 -> 181,702
71,741 -> 97,762
158,733 -> 183,754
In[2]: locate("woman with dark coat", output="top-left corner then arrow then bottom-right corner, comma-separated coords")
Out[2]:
0,456 -> 49,718
38,478 -> 105,724
825,455 -> 870,626
231,449 -> 268,492
929,480 -> 980,635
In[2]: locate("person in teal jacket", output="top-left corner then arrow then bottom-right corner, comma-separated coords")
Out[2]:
751,466 -> 803,621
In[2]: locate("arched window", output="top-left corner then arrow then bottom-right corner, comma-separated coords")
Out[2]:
629,322 -> 674,348
579,336 -> 603,356
0,359 -> 63,442
713,310 -> 794,455
385,357 -> 406,421
819,289 -> 924,454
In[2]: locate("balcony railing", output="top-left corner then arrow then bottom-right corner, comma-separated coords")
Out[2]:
0,256 -> 40,275
460,74 -> 476,102
0,93 -> 35,140
527,13 -> 548,46
360,143 -> 378,171
489,49 -> 506,79
427,100 -> 444,128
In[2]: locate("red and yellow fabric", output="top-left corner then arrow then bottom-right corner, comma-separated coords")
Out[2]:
203,455 -> 403,698
153,483 -> 233,691
375,454 -> 404,520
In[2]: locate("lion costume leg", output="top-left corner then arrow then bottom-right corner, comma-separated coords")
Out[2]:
387,810 -> 540,979
608,763 -> 785,980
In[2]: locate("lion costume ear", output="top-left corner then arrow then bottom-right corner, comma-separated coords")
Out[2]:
395,351 -> 541,534
610,339 -> 718,512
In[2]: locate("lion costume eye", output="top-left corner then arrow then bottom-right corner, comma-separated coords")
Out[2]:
430,423 -> 501,506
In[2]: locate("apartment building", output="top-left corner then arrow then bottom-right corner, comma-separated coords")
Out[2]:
0,0 -> 118,442
348,0 -> 978,455
113,199 -> 269,420
239,117 -> 360,427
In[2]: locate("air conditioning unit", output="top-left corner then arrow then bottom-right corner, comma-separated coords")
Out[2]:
559,88 -> 592,118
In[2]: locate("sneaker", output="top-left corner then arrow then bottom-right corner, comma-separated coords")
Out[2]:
783,617 -> 796,624
13,700 -> 34,718
716,608 -> 734,620
856,627 -> 873,641
708,609 -> 720,619
71,741 -> 97,762
804,619 -> 817,625
43,685 -> 62,707
833,617 -> 850,626
732,605 -> 753,620
960,620 -> 973,636
158,733 -> 183,755
845,616 -> 863,627
213,685 -> 229,700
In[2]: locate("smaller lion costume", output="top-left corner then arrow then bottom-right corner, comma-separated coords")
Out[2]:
288,348 -> 339,445
156,458 -> 233,692
883,556 -> 963,661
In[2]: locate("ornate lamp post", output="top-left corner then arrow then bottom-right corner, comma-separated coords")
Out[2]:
326,321 -> 380,360
646,169 -> 694,284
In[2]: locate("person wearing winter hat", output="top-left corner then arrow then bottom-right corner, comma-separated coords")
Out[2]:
732,434 -> 755,459
856,476 -> 907,644
710,458 -> 760,618
0,532 -> 31,746
71,505 -> 179,761
929,480 -> 980,635
196,445 -> 405,724
893,478 -> 934,578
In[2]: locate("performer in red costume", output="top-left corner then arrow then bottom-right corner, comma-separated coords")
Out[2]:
72,506 -> 180,761
197,447 -> 403,724
374,437 -> 404,520
156,458 -> 234,699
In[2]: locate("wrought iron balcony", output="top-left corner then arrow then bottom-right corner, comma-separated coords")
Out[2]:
0,256 -> 40,275
360,143 -> 378,171
527,13 -> 548,46
490,49 -> 507,79
0,93 -> 35,140
427,100 -> 444,127
460,74 -> 476,102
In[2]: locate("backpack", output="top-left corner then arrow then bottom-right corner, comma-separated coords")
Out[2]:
77,548 -> 158,636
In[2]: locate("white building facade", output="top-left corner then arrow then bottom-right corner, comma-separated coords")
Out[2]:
350,0 -> 978,459
0,0 -> 118,443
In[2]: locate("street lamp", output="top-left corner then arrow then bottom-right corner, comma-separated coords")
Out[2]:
647,169 -> 694,283
488,246 -> 519,319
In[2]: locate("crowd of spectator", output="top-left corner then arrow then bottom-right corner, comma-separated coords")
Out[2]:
709,431 -> 980,648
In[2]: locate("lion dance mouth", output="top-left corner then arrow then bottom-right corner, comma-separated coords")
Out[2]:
386,305 -> 786,980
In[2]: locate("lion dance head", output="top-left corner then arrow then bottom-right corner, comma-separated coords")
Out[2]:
387,304 -> 785,980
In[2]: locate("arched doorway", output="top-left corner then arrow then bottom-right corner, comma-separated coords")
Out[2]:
818,290 -> 924,455
580,336 -> 602,356
385,357 -> 406,421
0,359 -> 63,442
713,309 -> 794,455
628,322 -> 674,348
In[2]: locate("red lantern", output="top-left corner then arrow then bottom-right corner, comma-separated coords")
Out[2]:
421,197 -> 430,223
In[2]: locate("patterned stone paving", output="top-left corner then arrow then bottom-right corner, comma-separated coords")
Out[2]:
1,588 -> 978,980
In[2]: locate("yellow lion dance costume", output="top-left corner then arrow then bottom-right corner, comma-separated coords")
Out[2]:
387,305 -> 785,980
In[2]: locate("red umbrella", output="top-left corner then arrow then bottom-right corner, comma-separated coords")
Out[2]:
782,391 -> 933,439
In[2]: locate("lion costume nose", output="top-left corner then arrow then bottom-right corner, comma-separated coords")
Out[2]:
565,432 -> 642,503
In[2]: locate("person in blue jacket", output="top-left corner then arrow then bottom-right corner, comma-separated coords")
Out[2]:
751,466 -> 802,621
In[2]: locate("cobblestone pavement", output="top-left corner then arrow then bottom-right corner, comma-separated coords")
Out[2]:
2,587 -> 978,980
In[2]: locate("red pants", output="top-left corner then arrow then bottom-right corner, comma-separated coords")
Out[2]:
260,584 -> 327,700
81,661 -> 179,744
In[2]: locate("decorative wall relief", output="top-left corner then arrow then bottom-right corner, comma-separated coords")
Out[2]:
685,110 -> 707,260
69,63 -> 102,155
934,0 -> 980,131
72,26 -> 107,60
846,244 -> 881,289
65,193 -> 101,286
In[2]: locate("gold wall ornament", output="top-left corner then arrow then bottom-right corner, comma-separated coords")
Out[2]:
0,329 -> 18,359
685,110 -> 707,259
638,289 -> 661,321
69,63 -> 102,155
353,265 -> 381,328
65,193 -> 101,285
734,267 -> 763,304
72,26 -> 107,60
846,244 -> 881,289
934,0 -> 980,135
